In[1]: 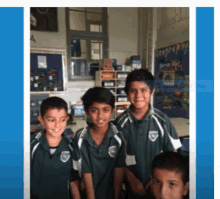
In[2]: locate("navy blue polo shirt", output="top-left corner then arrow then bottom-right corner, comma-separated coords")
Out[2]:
73,123 -> 130,199
31,132 -> 79,199
115,105 -> 182,184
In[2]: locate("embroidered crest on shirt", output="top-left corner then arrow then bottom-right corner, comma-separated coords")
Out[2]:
60,151 -> 70,163
108,145 -> 117,158
149,131 -> 159,142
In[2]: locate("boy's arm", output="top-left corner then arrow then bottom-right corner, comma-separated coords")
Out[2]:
83,173 -> 95,199
125,168 -> 146,196
114,167 -> 124,199
70,180 -> 81,199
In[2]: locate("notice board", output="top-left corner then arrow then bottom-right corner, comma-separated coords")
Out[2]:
154,41 -> 189,118
30,48 -> 67,94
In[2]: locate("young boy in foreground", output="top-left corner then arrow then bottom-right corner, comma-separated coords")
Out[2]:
73,87 -> 128,199
148,151 -> 189,199
114,69 -> 182,198
31,97 -> 80,199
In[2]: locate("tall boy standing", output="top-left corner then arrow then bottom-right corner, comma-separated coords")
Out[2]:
31,97 -> 80,199
73,87 -> 129,199
114,69 -> 182,198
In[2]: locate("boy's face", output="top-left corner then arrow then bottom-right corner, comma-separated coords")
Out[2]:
127,81 -> 153,110
86,102 -> 114,128
38,108 -> 69,138
151,168 -> 189,199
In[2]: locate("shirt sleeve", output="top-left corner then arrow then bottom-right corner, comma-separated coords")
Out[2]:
163,116 -> 182,151
114,140 -> 126,168
70,166 -> 80,182
70,141 -> 80,182
115,130 -> 136,168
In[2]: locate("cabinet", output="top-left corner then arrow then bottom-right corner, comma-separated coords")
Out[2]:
95,70 -> 130,119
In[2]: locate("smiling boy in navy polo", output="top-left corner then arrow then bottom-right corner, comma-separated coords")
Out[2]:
73,87 -> 131,199
31,97 -> 80,199
114,69 -> 182,198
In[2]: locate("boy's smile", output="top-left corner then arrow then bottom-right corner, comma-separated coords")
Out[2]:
38,108 -> 69,139
86,102 -> 114,128
151,168 -> 189,199
127,81 -> 153,111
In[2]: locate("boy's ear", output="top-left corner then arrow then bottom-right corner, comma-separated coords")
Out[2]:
183,182 -> 189,196
150,90 -> 154,97
85,110 -> 89,117
38,116 -> 44,126
112,107 -> 115,114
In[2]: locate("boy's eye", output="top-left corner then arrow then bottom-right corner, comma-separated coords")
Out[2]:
169,182 -> 176,188
153,179 -> 160,185
48,119 -> 54,122
91,109 -> 97,113
130,89 -> 136,93
103,108 -> 110,113
141,88 -> 147,92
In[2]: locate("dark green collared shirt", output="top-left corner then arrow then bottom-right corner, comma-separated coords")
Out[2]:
30,132 -> 79,199
73,123 -> 127,199
115,105 -> 182,184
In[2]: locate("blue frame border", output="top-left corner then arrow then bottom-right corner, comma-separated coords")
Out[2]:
0,8 -> 24,199
196,7 -> 214,199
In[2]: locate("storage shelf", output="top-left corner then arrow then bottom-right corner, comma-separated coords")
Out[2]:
95,70 -> 130,119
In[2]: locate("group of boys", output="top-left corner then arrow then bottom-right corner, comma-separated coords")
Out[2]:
31,69 -> 189,199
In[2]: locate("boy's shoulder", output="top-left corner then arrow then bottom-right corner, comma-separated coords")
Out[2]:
31,132 -> 43,143
114,109 -> 130,126
152,107 -> 171,123
73,126 -> 89,143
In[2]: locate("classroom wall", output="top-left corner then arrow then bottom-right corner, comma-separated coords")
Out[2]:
156,7 -> 189,49
30,7 -> 189,112
30,7 -> 139,111
30,7 -> 67,49
108,8 -> 139,65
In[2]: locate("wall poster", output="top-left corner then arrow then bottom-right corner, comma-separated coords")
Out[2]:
154,41 -> 189,118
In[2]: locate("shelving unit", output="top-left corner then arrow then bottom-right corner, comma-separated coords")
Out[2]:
95,70 -> 130,119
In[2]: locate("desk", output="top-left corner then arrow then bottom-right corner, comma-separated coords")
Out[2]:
170,118 -> 189,137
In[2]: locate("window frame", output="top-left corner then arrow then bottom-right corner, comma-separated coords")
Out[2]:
66,7 -> 108,81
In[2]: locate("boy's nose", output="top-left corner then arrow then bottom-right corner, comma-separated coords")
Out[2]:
160,185 -> 169,199
97,110 -> 103,118
136,90 -> 142,97
54,121 -> 59,128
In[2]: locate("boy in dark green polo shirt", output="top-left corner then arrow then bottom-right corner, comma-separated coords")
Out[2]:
31,97 -> 80,199
114,69 -> 182,198
73,87 -> 130,199
147,151 -> 189,199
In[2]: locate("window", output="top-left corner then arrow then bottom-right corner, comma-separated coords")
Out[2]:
66,7 -> 108,80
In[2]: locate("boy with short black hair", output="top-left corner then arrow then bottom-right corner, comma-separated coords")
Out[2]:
148,151 -> 189,199
31,97 -> 80,199
73,87 -> 129,199
115,69 -> 182,198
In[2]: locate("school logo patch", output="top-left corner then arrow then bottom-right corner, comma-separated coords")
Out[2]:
108,145 -> 117,158
60,151 -> 70,163
149,131 -> 159,142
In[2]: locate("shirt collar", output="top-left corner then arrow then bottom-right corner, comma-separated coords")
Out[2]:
128,104 -> 154,122
83,123 -> 115,148
37,131 -> 67,152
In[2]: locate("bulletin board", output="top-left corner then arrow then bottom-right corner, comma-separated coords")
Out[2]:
30,48 -> 68,94
154,41 -> 189,118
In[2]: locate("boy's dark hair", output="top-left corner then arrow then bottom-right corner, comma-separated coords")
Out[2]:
40,97 -> 68,117
124,69 -> 155,94
81,87 -> 115,112
151,152 -> 189,184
